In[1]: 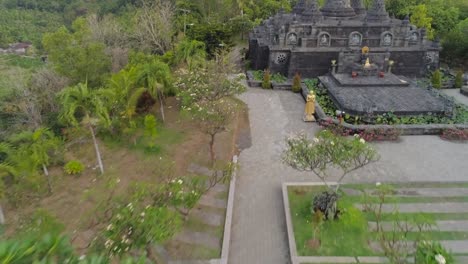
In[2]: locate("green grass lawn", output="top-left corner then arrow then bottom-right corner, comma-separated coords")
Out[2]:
288,184 -> 468,257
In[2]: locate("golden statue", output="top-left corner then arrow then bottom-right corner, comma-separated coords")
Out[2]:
303,91 -> 316,122
364,57 -> 371,68
361,46 -> 369,54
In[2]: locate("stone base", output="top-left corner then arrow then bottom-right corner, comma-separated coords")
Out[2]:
303,114 -> 316,122
319,74 -> 451,116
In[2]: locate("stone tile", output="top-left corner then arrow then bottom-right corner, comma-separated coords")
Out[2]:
369,220 -> 468,232
199,196 -> 227,209
356,203 -> 468,213
191,208 -> 224,226
169,259 -> 220,264
401,187 -> 468,197
370,240 -> 468,254
174,230 -> 220,249
441,240 -> 468,254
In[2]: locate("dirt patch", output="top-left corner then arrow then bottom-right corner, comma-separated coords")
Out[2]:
2,95 -> 249,257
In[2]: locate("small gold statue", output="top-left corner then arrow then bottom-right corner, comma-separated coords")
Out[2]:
361,46 -> 369,54
364,57 -> 371,68
304,91 -> 316,122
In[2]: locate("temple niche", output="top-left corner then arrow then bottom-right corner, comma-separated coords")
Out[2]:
248,0 -> 441,78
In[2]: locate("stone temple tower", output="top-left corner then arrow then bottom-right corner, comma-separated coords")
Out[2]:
320,0 -> 356,18
366,0 -> 389,21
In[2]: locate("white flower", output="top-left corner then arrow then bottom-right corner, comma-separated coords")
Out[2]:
106,224 -> 113,231
330,141 -> 335,146
435,254 -> 446,264
140,212 -> 145,217
79,255 -> 86,260
376,182 -> 381,186
116,178 -> 121,183
360,138 -> 366,144
354,134 -> 360,138
104,239 -> 114,248
116,214 -> 122,220
177,179 -> 183,184
313,137 -> 319,143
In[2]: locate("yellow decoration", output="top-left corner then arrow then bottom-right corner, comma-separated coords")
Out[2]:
362,46 -> 369,54
364,58 -> 371,68
304,91 -> 316,122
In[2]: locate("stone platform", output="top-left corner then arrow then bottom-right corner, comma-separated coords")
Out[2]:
319,73 -> 451,116
333,73 -> 411,87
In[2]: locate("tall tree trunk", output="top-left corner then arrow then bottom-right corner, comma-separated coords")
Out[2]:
0,204 -> 5,224
158,91 -> 165,123
89,125 -> 104,174
42,164 -> 52,194
209,134 -> 216,167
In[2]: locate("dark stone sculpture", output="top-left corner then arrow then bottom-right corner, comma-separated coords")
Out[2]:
312,191 -> 340,220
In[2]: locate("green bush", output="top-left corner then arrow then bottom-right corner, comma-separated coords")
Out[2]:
18,209 -> 64,237
262,69 -> 272,89
431,70 -> 442,89
292,73 -> 302,93
415,241 -> 454,264
455,70 -> 463,88
64,160 -> 84,175
271,73 -> 287,83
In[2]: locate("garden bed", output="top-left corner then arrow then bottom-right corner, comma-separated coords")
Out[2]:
301,80 -> 468,136
283,182 -> 468,264
246,70 -> 292,90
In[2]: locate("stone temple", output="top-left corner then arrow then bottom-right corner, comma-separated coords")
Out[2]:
248,0 -> 452,116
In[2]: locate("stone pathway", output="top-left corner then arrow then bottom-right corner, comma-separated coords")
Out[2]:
229,88 -> 468,264
356,202 -> 468,213
170,164 -> 228,262
440,88 -> 468,106
369,220 -> 468,232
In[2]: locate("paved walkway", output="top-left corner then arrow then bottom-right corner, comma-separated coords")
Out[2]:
228,88 -> 468,264
440,88 -> 468,106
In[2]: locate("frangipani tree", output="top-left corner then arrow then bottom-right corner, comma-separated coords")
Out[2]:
283,130 -> 379,219
59,83 -> 114,175
284,130 -> 378,193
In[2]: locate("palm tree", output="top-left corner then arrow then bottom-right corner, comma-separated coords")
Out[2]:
174,39 -> 207,70
136,60 -> 172,123
108,67 -> 147,127
7,128 -> 61,193
29,128 -> 61,193
59,83 -> 113,175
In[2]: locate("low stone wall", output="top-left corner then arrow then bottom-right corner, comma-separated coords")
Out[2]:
301,85 -> 468,135
461,86 -> 468,97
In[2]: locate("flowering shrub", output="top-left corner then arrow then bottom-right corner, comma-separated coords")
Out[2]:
440,128 -> 468,141
103,203 -> 182,257
358,128 -> 401,142
64,160 -> 84,175
415,241 -> 454,264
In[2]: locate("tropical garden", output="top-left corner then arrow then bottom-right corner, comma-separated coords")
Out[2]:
0,0 -> 467,263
